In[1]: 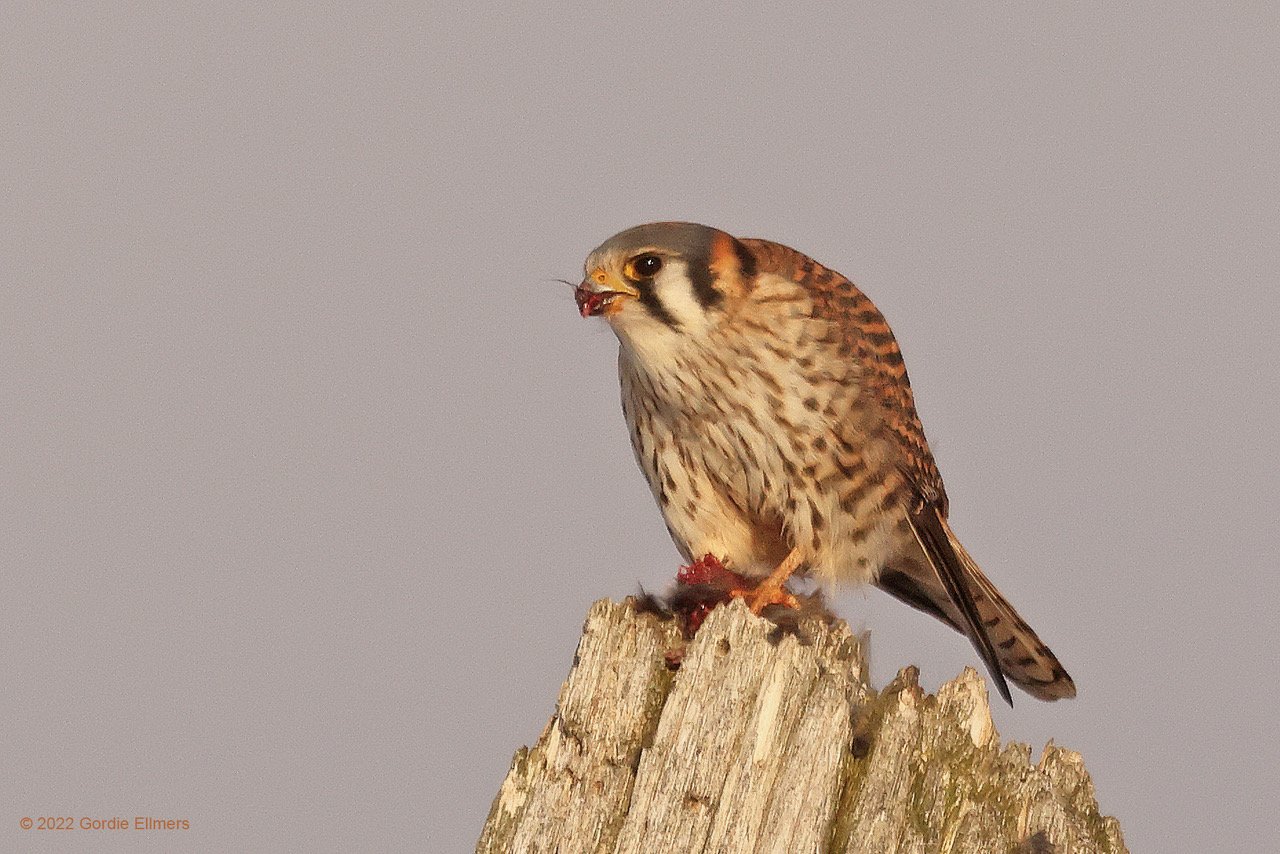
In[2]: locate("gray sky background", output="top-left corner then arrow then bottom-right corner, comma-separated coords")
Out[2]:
3,3 -> 1277,852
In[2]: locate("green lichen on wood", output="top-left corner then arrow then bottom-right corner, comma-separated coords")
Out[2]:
829,665 -> 1125,853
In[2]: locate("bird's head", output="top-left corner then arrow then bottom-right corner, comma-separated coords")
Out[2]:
576,222 -> 756,357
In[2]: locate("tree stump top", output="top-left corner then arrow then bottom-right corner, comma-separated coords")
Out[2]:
478,598 -> 1125,854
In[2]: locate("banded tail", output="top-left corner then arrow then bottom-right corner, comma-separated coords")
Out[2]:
883,505 -> 1076,704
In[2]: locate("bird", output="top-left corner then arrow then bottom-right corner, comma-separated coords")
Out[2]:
572,221 -> 1075,704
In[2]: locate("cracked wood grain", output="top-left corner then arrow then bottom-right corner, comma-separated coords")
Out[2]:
478,599 -> 1126,854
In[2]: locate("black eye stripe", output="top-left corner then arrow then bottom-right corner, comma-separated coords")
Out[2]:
732,238 -> 757,280
636,283 -> 680,329
621,260 -> 679,329
687,261 -> 722,310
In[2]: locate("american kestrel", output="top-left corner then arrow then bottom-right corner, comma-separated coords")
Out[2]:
573,222 -> 1075,703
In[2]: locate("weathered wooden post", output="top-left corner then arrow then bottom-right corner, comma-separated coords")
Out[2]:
477,599 -> 1125,853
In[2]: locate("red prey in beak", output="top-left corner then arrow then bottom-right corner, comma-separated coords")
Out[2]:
575,270 -> 639,318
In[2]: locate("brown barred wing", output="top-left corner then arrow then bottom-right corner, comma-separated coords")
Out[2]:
739,238 -> 947,510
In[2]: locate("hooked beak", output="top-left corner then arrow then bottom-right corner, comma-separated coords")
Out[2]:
575,269 -> 639,318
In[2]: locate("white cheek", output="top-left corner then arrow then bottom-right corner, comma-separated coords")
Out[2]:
608,262 -> 710,364
611,306 -> 684,365
651,263 -> 712,335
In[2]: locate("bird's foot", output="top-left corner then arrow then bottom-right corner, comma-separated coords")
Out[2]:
728,576 -> 801,615
732,546 -> 804,615
674,553 -> 799,631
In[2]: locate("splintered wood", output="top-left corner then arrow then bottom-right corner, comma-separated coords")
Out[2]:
476,599 -> 1126,854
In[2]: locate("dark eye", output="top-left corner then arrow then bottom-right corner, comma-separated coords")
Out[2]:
628,254 -> 663,279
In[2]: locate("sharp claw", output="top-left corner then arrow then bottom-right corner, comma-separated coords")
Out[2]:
730,582 -> 800,615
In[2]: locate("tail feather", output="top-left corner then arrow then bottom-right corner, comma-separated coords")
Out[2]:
890,507 -> 1076,703
950,534 -> 1076,700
